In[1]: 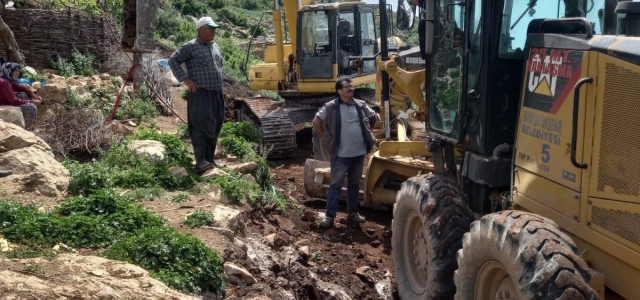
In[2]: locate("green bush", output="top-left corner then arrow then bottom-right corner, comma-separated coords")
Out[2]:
217,7 -> 249,28
154,8 -> 198,46
47,48 -> 98,78
119,85 -> 160,124
171,0 -> 208,16
0,189 -> 164,248
65,134 -> 197,196
219,121 -> 261,143
130,128 -> 193,168
207,0 -> 226,9
103,226 -> 226,293
184,209 -> 214,228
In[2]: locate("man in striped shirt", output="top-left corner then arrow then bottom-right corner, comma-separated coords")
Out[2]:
169,16 -> 226,174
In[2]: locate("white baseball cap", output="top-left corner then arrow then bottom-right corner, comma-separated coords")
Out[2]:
196,16 -> 220,29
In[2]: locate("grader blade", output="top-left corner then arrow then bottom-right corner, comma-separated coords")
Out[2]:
304,141 -> 447,211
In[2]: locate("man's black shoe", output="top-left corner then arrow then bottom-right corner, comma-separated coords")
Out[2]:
0,170 -> 12,178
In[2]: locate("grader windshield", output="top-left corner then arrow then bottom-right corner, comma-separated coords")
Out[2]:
427,0 -> 605,141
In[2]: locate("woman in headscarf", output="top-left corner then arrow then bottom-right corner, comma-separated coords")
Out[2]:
0,62 -> 42,130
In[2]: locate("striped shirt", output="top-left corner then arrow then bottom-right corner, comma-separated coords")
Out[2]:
169,37 -> 224,91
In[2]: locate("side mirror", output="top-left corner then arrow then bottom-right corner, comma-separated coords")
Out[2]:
396,0 -> 416,30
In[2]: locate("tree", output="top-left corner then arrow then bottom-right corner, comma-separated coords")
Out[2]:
0,5 -> 23,64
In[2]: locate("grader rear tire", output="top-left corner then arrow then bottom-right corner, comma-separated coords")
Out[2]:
392,174 -> 475,299
454,210 -> 600,300
312,127 -> 330,161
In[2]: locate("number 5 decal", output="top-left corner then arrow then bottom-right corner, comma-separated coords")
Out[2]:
542,144 -> 550,163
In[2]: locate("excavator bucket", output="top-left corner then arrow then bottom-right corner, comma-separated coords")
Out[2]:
122,0 -> 159,53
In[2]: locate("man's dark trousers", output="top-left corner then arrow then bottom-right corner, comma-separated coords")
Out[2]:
187,88 -> 225,168
326,155 -> 365,218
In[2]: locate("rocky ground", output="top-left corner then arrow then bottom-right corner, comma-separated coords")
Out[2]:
167,77 -> 401,300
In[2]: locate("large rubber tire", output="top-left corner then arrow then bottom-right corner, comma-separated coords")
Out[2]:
454,210 -> 600,300
392,174 -> 475,299
312,127 -> 330,161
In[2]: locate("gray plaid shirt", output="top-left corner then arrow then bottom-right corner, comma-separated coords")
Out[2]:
169,37 -> 224,91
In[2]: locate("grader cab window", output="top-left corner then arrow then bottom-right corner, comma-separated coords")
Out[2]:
499,0 -> 605,59
428,0 -> 465,134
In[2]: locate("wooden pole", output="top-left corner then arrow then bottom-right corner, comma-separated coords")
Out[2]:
132,52 -> 143,91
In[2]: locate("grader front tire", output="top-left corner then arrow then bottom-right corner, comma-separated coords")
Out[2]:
392,175 -> 475,299
454,211 -> 600,300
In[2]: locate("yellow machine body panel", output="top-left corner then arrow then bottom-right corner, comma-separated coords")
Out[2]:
264,44 -> 294,64
514,41 -> 640,299
514,47 -> 589,193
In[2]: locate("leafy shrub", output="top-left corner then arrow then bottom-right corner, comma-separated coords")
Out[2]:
219,136 -> 253,158
172,0 -> 208,16
0,189 -> 164,248
220,121 -> 261,143
130,128 -> 193,168
65,160 -> 113,195
154,8 -> 198,46
66,136 -> 197,196
207,175 -> 259,204
119,85 -> 160,124
103,226 -> 226,293
47,48 -> 98,77
217,7 -> 249,28
207,0 -> 225,9
171,193 -> 190,203
184,209 -> 214,228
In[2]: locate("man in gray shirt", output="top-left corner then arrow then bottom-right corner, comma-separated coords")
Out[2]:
312,77 -> 377,228
169,16 -> 226,174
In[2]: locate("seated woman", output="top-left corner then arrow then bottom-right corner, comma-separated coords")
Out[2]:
0,62 -> 42,130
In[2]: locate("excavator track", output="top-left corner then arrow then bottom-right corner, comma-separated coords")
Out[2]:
233,96 -> 298,159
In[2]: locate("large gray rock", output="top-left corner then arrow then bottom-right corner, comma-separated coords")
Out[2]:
0,120 -> 68,196
0,106 -> 25,128
127,140 -> 167,164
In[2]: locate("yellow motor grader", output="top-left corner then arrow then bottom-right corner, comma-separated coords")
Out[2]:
304,0 -> 640,298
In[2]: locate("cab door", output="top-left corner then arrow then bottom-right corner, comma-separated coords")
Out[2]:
298,9 -> 334,79
357,5 -> 378,75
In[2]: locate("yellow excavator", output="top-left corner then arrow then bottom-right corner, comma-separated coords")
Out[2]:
304,0 -> 640,298
235,0 -> 425,159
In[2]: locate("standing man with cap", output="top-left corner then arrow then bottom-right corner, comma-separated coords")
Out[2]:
169,16 -> 226,174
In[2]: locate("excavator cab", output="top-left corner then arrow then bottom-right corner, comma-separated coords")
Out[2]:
297,3 -> 388,80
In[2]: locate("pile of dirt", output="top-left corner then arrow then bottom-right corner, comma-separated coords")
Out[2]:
223,75 -> 257,122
